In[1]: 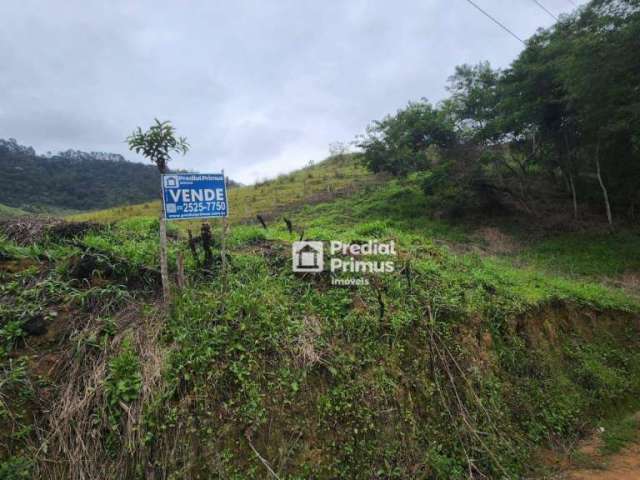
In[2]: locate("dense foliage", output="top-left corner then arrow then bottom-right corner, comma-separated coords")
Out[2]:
0,139 -> 162,213
127,119 -> 189,174
1,182 -> 639,478
357,101 -> 457,176
358,0 -> 640,223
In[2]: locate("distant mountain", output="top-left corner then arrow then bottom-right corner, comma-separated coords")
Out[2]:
44,149 -> 127,163
0,138 -> 161,213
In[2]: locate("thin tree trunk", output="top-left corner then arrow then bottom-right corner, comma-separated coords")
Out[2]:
569,172 -> 578,220
595,141 -> 613,226
561,168 -> 571,193
176,252 -> 186,289
158,164 -> 171,305
564,132 -> 578,220
159,213 -> 171,303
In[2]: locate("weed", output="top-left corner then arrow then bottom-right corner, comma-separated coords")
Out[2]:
1,156 -> 639,478
599,413 -> 640,455
0,321 -> 26,351
105,337 -> 143,411
0,456 -> 32,480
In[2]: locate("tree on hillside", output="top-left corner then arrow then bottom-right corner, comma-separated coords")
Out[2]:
443,62 -> 545,215
357,100 -> 457,176
561,0 -> 640,225
126,119 -> 189,303
496,27 -> 575,217
500,0 -> 640,224
127,119 -> 189,174
442,62 -> 502,145
357,0 -> 640,223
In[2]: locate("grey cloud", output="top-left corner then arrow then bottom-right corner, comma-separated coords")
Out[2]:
0,0 -> 583,183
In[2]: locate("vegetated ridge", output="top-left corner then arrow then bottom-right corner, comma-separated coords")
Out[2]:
0,138 -> 162,213
2,1 -> 640,478
1,149 -> 639,478
69,153 -> 382,226
0,203 -> 25,218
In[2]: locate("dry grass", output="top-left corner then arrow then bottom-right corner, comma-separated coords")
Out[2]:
605,271 -> 640,297
474,227 -> 520,255
0,218 -> 102,245
33,303 -> 169,479
67,154 -> 383,229
293,315 -> 324,368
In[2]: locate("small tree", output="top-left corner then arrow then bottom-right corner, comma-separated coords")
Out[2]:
127,119 -> 189,174
357,100 -> 457,176
126,119 -> 189,303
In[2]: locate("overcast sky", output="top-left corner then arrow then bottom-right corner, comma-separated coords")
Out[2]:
0,0 -> 584,183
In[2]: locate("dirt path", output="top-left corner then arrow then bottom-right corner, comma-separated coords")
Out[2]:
558,413 -> 640,480
562,443 -> 640,479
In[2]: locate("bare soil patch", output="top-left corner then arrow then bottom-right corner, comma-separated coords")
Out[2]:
556,413 -> 640,480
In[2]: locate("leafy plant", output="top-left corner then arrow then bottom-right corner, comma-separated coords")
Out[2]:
127,119 -> 189,174
105,337 -> 142,409
0,456 -> 32,480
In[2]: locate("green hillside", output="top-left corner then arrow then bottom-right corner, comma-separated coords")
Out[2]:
2,155 -> 640,478
0,138 -> 162,213
0,203 -> 25,218
2,2 -> 640,477
69,153 -> 382,226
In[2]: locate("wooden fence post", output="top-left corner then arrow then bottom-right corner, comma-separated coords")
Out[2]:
221,169 -> 228,290
159,212 -> 170,304
176,252 -> 186,289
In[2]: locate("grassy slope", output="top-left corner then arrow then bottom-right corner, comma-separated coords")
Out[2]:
0,203 -> 26,218
2,157 -> 640,478
515,230 -> 640,278
68,154 -> 382,226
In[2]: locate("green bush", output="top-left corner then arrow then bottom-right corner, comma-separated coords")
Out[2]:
0,456 -> 32,480
105,337 -> 142,412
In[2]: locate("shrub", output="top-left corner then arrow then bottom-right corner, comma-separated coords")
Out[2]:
105,337 -> 142,413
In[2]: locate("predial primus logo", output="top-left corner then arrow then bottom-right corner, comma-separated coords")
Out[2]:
292,240 -> 396,284
292,241 -> 324,272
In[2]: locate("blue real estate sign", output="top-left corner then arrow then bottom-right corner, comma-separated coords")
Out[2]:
161,173 -> 228,220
